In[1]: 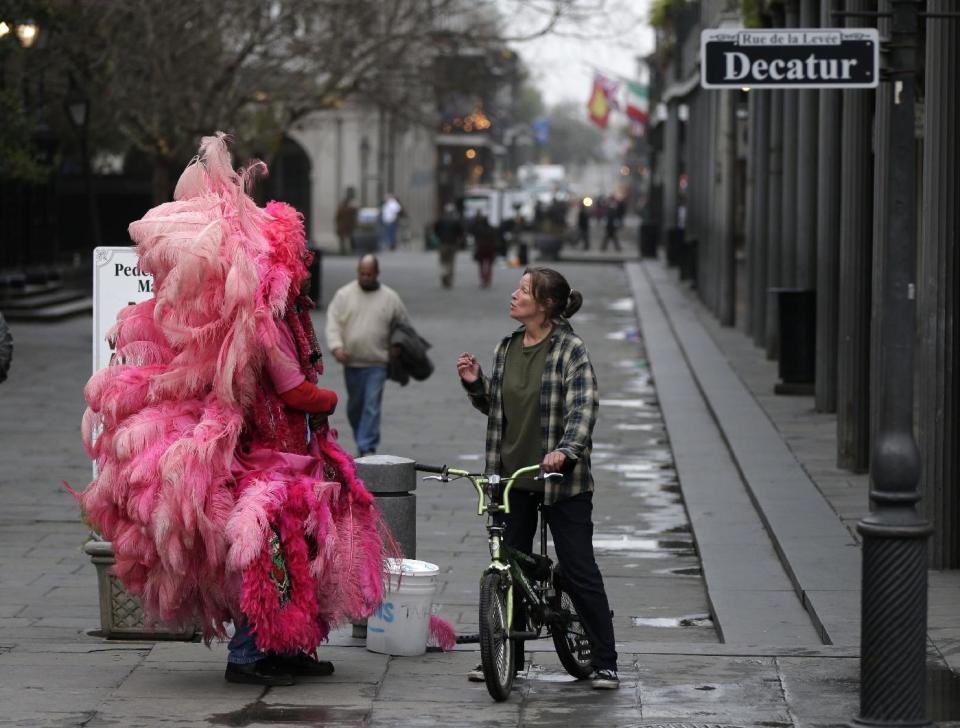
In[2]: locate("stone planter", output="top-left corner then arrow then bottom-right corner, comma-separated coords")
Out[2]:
83,539 -> 196,640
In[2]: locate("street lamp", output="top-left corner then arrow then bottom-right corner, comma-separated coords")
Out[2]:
66,91 -> 88,130
0,19 -> 39,47
65,79 -> 101,247
14,20 -> 38,48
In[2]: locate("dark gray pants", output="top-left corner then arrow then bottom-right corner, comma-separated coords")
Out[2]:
504,490 -> 618,671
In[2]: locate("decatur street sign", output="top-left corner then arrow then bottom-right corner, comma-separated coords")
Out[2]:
701,28 -> 880,89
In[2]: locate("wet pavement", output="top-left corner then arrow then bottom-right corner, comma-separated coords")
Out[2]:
4,249 -> 960,726
324,257 -> 718,646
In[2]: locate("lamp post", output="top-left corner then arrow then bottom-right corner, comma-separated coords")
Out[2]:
1,17 -> 48,273
65,80 -> 101,247
359,136 -> 370,207
852,1 -> 932,726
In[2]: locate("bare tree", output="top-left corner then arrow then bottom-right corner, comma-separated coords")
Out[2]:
11,0 -> 613,202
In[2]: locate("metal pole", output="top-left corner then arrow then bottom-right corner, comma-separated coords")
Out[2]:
335,116 -> 343,207
852,1 -> 933,726
81,128 -> 102,247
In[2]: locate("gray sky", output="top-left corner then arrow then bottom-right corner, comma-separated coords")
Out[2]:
504,0 -> 654,109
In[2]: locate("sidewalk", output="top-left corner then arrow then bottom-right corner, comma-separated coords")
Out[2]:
1,250 -> 952,726
628,258 -> 960,720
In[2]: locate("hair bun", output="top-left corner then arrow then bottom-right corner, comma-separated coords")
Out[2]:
564,290 -> 583,318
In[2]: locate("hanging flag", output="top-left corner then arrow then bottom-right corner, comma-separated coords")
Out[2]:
625,81 -> 649,125
588,73 -> 619,129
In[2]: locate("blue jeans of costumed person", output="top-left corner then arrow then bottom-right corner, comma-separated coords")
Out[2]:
344,365 -> 387,454
228,617 -> 265,664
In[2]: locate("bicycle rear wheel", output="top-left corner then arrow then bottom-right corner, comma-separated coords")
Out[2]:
479,572 -> 514,701
551,579 -> 594,679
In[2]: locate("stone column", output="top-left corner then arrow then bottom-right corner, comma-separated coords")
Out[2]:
796,0 -> 820,290
780,0 -> 800,288
745,92 -> 758,336
765,90 -> 784,359
698,93 -> 717,310
919,0 -> 960,568
835,0 -> 874,472
698,93 -> 713,298
752,91 -> 770,348
814,0 -> 842,412
719,89 -> 737,326
869,0 -> 892,453
662,100 -> 680,244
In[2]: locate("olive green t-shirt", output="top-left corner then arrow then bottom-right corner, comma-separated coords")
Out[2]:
501,331 -> 550,492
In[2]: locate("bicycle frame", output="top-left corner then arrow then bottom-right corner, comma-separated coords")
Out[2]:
418,460 -> 594,690
431,463 -> 554,635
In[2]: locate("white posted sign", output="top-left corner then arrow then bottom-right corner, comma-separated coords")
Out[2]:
92,247 -> 154,373
701,28 -> 880,89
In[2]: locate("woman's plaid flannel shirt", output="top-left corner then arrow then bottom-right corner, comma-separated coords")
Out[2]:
463,320 -> 598,504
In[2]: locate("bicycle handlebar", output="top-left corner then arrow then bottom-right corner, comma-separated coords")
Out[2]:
415,463 -> 447,474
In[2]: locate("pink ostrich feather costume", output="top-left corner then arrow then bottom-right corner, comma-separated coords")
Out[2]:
77,134 -> 390,653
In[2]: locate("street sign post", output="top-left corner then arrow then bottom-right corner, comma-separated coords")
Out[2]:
701,28 -> 879,89
92,246 -> 154,373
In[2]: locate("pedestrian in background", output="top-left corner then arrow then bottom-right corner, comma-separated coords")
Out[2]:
576,200 -> 591,250
380,193 -> 403,251
601,203 -> 621,252
470,211 -> 498,289
325,254 -> 409,456
456,267 -> 619,690
434,203 -> 464,289
335,187 -> 358,255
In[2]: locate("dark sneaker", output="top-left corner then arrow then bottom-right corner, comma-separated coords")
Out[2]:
225,658 -> 295,687
468,662 -> 524,682
467,663 -> 484,682
591,668 -> 620,690
272,653 -> 334,677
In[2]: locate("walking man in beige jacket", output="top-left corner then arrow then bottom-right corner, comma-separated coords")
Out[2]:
325,255 -> 409,456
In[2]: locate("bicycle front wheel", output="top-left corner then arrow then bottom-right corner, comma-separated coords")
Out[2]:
479,572 -> 514,701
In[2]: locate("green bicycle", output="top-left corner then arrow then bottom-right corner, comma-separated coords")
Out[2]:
416,462 -> 594,702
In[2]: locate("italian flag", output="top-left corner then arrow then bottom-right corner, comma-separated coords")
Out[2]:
625,81 -> 649,125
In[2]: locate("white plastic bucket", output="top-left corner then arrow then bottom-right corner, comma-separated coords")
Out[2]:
366,558 -> 439,656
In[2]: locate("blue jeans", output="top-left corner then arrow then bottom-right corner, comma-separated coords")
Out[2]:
345,365 -> 387,454
228,617 -> 265,665
381,221 -> 399,251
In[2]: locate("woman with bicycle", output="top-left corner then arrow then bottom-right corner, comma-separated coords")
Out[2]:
456,267 -> 619,690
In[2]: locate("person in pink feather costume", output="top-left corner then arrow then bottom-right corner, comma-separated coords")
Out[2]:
76,134 -> 391,686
